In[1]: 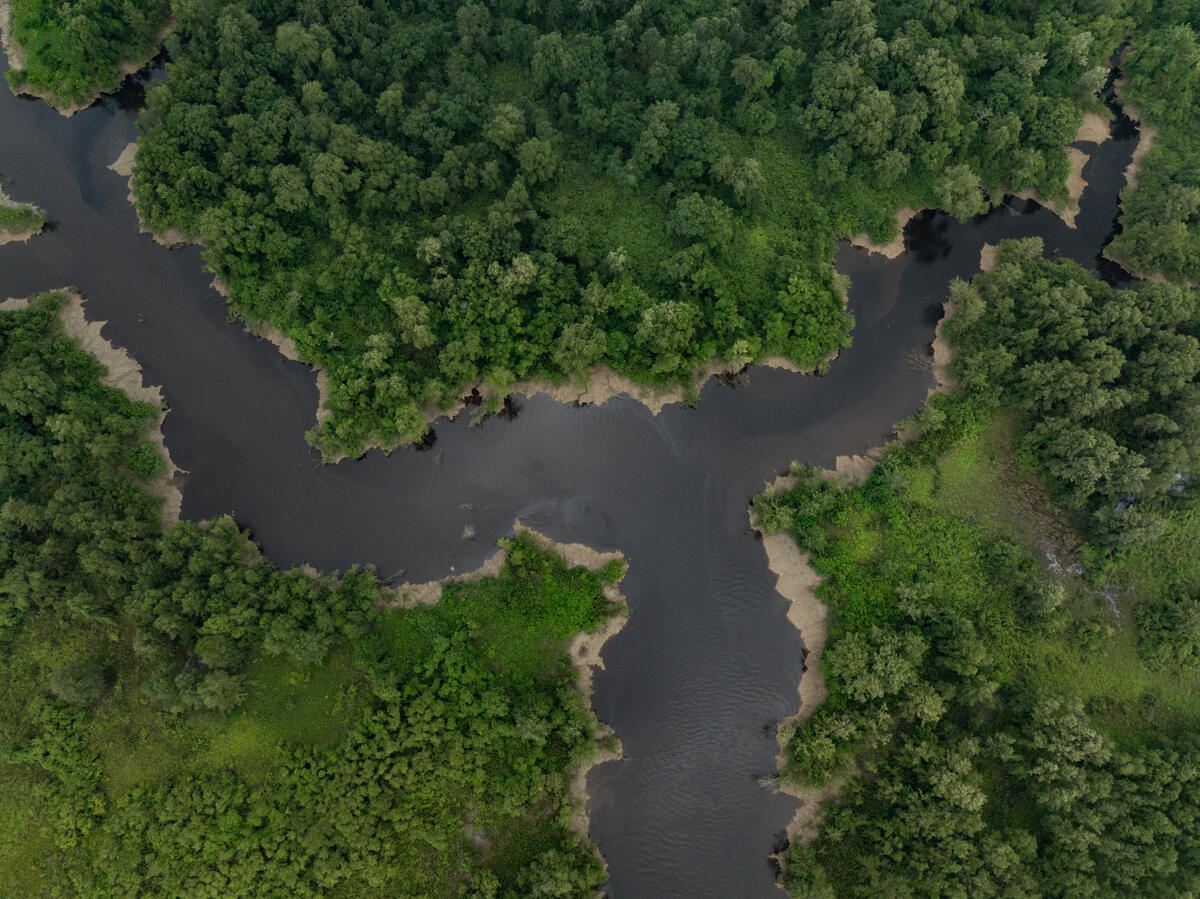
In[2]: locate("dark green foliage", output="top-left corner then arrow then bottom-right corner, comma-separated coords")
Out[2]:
5,0 -> 171,106
48,659 -> 107,705
945,238 -> 1200,546
132,0 -> 1122,458
0,295 -> 618,894
1107,10 -> 1200,281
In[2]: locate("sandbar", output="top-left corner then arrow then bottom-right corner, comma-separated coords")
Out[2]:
848,206 -> 919,259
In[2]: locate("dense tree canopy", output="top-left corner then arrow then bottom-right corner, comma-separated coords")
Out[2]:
1107,7 -> 1200,282
4,0 -> 171,106
945,238 -> 1200,547
131,0 -> 1124,458
754,242 -> 1200,897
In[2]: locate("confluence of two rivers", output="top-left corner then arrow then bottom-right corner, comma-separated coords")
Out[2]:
0,60 -> 1137,896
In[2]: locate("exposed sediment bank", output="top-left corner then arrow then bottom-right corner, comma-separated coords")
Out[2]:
749,485 -> 832,849
54,289 -> 183,525
1,10 -> 174,115
849,206 -> 919,259
1113,79 -> 1157,193
109,141 -> 193,247
1012,112 -> 1110,228
382,522 -> 629,844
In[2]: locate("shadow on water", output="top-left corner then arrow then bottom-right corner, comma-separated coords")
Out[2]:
0,53 -> 1137,897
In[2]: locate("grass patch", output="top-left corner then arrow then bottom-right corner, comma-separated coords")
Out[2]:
0,203 -> 44,236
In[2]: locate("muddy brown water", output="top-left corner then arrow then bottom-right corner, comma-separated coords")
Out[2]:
0,56 -> 1137,896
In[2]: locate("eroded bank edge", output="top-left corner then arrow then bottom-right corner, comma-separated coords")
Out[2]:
383,520 -> 630,853
1,289 -> 183,525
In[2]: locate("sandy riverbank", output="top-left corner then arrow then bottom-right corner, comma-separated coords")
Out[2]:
749,483 -> 834,849
848,206 -> 919,259
54,289 -> 183,525
109,142 -> 193,247
1011,112 -> 1110,228
0,183 -> 44,246
382,521 -> 629,845
1,7 -> 174,115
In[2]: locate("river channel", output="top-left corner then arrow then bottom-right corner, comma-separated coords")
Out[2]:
0,55 -> 1137,896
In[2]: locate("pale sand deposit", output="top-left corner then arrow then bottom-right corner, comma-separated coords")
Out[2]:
979,243 -> 998,272
1012,112 -> 1110,229
109,141 -> 193,247
55,290 -> 183,525
749,488 -> 834,848
383,522 -> 628,845
1,8 -> 174,115
930,299 -> 957,396
849,206 -> 919,259
0,184 -> 44,246
0,296 -> 29,311
1114,79 -> 1157,193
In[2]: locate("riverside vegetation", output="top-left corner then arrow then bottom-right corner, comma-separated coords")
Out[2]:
117,0 -> 1134,458
754,241 -> 1200,895
3,0 -> 171,108
1,292 -> 625,896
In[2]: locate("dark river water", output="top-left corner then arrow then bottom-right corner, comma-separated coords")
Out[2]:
0,56 -> 1137,897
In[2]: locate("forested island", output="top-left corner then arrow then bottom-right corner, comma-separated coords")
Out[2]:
3,0 -> 1200,895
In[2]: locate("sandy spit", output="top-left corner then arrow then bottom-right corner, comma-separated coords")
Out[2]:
848,206 -> 919,259
929,299 -> 958,397
52,289 -> 183,525
748,490 -> 835,849
1,10 -> 174,116
1010,112 -> 1110,229
1113,78 -> 1157,193
0,183 -> 44,246
979,243 -> 998,272
381,521 -> 629,844
109,142 -> 193,247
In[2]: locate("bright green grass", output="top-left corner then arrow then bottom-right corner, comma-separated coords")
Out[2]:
0,767 -> 57,897
0,203 -> 44,235
1109,505 -> 1200,603
806,410 -> 1200,749
203,647 -> 365,780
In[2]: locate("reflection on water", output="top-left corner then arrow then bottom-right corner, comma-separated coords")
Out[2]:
0,55 -> 1136,896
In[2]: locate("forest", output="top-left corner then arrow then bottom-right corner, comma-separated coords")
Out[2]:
753,243 -> 1200,895
4,0 -> 171,107
118,0 -> 1129,458
0,292 -> 622,896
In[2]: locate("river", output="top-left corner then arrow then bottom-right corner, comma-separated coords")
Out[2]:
0,57 -> 1137,896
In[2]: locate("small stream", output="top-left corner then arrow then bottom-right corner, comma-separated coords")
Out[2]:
0,57 -> 1137,896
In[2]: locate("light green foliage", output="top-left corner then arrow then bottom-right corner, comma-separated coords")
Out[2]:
132,0 -> 1121,458
0,202 -> 44,236
0,296 -> 618,895
5,0 -> 171,106
764,412 -> 1200,896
